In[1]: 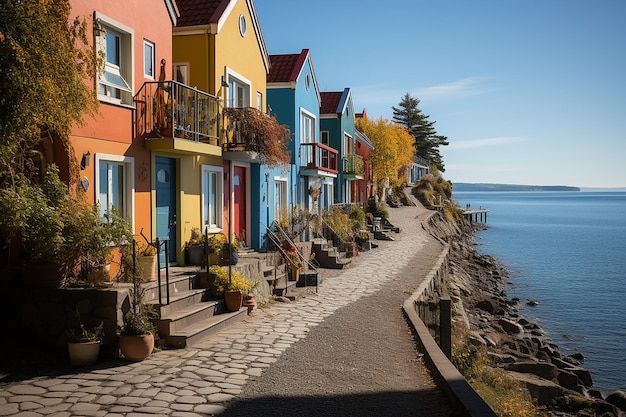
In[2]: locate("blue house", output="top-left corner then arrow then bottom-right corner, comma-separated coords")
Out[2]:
267,49 -> 339,216
320,88 -> 360,205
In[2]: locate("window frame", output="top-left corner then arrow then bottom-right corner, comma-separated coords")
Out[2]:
174,63 -> 189,84
95,13 -> 134,106
143,39 -> 155,78
94,153 -> 135,228
201,165 -> 224,233
225,68 -> 251,108
273,177 -> 288,220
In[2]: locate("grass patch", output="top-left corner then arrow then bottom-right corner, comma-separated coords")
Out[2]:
452,329 -> 537,417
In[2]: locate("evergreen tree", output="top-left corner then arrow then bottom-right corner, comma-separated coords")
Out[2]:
392,93 -> 448,171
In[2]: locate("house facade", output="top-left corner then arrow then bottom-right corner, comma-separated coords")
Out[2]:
267,49 -> 338,219
320,89 -> 360,205
173,0 -> 272,251
354,129 -> 375,208
63,0 -> 183,262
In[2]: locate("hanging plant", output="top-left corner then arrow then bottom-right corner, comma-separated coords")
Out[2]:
222,107 -> 291,168
309,186 -> 321,200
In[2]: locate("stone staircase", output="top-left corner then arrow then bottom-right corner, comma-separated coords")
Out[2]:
143,273 -> 247,349
311,238 -> 352,269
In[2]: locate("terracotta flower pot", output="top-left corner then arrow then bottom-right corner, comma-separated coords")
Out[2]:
68,340 -> 101,367
119,332 -> 154,362
224,291 -> 243,312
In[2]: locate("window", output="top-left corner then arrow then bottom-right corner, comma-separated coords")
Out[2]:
95,14 -> 134,105
227,72 -> 251,108
174,63 -> 189,84
96,154 -> 134,224
321,131 -> 329,145
301,111 -> 315,144
344,133 -> 353,154
144,40 -> 154,78
202,165 -> 223,231
274,178 -> 288,219
239,15 -> 247,37
256,92 -> 263,111
305,73 -> 311,91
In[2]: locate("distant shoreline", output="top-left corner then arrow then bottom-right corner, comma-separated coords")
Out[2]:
453,182 -> 580,192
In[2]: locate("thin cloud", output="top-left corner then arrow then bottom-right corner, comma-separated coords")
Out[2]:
447,136 -> 526,151
414,77 -> 492,101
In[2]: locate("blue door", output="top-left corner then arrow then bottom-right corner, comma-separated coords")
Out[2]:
155,157 -> 177,265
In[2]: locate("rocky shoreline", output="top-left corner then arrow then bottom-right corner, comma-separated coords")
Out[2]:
443,221 -> 625,416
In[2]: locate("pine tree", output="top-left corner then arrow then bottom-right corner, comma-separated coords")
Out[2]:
392,93 -> 448,171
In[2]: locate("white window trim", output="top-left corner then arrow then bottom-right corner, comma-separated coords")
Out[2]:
201,165 -> 223,233
273,176 -> 288,219
94,153 -> 135,230
143,39 -> 155,79
225,67 -> 252,108
300,108 -> 316,144
95,12 -> 135,107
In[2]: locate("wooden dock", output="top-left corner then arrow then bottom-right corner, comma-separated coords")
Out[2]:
462,208 -> 489,224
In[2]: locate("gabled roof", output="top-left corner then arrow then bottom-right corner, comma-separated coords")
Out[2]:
355,129 -> 375,150
268,50 -> 308,83
176,0 -> 228,28
175,0 -> 270,72
320,88 -> 351,115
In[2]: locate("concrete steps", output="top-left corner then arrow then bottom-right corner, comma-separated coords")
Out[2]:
311,239 -> 352,269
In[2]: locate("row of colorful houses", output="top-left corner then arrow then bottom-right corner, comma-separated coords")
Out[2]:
53,0 -> 422,266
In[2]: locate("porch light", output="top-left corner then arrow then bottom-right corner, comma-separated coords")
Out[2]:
81,151 -> 91,170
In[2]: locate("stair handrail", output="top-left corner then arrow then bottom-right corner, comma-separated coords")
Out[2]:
310,214 -> 347,252
266,222 -> 319,275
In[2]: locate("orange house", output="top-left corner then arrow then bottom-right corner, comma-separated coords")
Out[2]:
52,1 -> 179,253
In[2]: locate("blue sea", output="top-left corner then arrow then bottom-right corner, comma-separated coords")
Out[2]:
453,191 -> 626,394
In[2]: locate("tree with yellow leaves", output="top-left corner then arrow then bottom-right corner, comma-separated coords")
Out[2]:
356,117 -> 414,200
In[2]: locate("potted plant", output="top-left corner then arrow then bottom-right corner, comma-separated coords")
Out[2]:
208,232 -> 239,265
284,248 -> 304,281
66,311 -> 104,367
119,276 -> 156,361
184,227 -> 207,266
136,240 -> 157,282
20,166 -> 70,287
210,265 -> 255,312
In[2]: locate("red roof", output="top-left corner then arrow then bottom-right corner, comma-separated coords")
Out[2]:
268,49 -> 309,83
320,91 -> 343,115
176,0 -> 229,27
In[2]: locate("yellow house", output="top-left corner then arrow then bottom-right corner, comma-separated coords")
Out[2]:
173,0 -> 271,249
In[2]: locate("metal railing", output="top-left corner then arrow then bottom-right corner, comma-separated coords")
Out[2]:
134,80 -> 220,143
342,154 -> 364,176
300,142 -> 339,174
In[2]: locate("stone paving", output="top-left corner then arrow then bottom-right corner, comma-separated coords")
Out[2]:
0,204 -> 438,416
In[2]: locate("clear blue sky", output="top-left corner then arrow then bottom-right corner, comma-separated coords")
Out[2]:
256,1 -> 626,188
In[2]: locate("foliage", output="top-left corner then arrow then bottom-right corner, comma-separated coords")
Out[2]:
276,206 -> 314,240
366,197 -> 389,219
392,93 -> 448,172
322,206 -> 365,243
356,117 -> 414,200
184,227 -> 204,248
223,107 -> 291,168
0,0 -> 99,184
137,240 -> 157,256
207,232 -> 239,256
452,330 -> 537,417
121,276 -> 156,336
284,247 -> 304,272
67,310 -> 104,342
210,265 -> 256,296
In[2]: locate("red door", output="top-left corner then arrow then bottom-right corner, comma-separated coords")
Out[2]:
233,166 -> 247,244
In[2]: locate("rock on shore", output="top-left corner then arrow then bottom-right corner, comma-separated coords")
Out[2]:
440,221 -> 625,417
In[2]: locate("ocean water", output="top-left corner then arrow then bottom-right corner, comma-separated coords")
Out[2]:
453,191 -> 626,393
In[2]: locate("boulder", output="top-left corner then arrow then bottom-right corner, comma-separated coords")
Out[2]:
506,361 -> 559,380
498,318 -> 523,335
506,370 -> 571,406
606,390 -> 626,411
556,370 -> 581,391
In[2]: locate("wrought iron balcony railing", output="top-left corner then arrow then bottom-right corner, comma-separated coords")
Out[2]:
300,142 -> 338,174
134,81 -> 220,144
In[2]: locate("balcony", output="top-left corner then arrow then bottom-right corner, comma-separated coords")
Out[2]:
134,81 -> 220,155
342,154 -> 364,179
300,142 -> 338,177
222,107 -> 290,168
